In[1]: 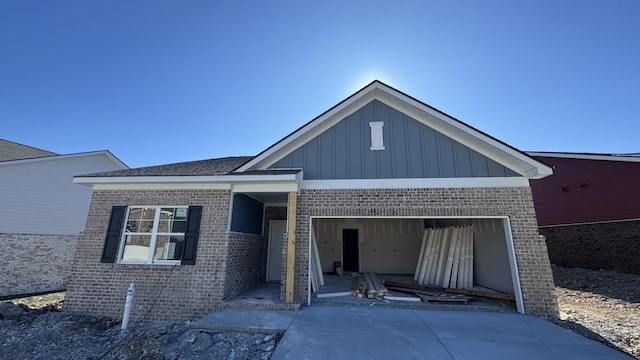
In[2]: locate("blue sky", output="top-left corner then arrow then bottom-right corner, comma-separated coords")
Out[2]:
1,1 -> 638,168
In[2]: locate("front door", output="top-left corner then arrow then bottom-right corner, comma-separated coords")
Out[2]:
267,221 -> 287,281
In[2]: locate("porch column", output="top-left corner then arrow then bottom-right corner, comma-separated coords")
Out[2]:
285,191 -> 297,303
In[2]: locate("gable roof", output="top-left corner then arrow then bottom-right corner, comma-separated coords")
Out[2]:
0,139 -> 58,162
235,80 -> 552,179
73,155 -> 302,186
0,150 -> 128,170
528,151 -> 640,163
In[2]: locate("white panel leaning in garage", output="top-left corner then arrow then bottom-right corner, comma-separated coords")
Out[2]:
65,80 -> 558,321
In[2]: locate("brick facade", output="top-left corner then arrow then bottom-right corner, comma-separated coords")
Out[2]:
1,233 -> 78,298
540,220 -> 640,275
65,186 -> 558,320
65,189 -> 235,321
283,187 -> 559,318
224,232 -> 265,298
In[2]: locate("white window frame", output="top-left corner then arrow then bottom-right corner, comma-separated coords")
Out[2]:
117,206 -> 188,265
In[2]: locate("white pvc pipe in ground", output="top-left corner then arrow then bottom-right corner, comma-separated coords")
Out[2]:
121,282 -> 135,330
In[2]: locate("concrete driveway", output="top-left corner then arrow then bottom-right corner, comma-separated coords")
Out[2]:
193,306 -> 632,360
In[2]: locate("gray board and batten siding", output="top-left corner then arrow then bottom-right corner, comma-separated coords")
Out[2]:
269,100 -> 520,180
230,193 -> 264,235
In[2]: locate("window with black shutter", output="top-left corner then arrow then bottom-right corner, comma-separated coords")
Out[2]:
101,205 -> 202,265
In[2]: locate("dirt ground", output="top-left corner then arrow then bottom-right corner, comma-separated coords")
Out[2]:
1,266 -> 639,359
552,265 -> 640,359
0,294 -> 279,360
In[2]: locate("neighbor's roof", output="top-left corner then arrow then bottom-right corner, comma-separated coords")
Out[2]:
80,156 -> 254,177
0,139 -> 58,162
0,150 -> 128,170
528,151 -> 640,163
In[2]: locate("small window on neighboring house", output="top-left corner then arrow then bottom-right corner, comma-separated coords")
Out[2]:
118,206 -> 188,264
369,121 -> 385,150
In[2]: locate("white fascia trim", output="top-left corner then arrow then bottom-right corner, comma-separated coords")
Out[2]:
300,177 -> 529,190
73,173 -> 300,185
102,151 -> 129,169
539,217 -> 640,228
528,152 -> 640,163
310,215 -> 511,220
0,150 -> 128,168
236,81 -> 551,178
93,183 -> 232,190
231,182 -> 299,193
372,85 -> 552,179
235,83 -> 380,172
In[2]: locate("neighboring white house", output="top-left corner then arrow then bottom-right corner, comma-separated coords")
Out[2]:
0,139 -> 128,297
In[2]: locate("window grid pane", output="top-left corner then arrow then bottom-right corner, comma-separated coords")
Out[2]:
119,206 -> 189,264
122,235 -> 151,262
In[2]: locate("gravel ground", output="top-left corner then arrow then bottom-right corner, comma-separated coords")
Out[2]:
2,266 -> 639,359
0,302 -> 279,360
552,265 -> 640,359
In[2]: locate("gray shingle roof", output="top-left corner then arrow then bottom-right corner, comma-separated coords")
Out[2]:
81,156 -> 254,177
0,139 -> 58,162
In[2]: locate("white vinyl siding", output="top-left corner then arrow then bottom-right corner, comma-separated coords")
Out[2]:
0,153 -> 125,235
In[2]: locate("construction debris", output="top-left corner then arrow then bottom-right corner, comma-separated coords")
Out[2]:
309,230 -> 325,292
363,273 -> 388,298
384,296 -> 421,302
316,291 -> 354,298
382,279 -> 470,303
415,294 -> 469,304
414,225 -> 474,289
315,272 -> 514,308
444,287 -> 515,305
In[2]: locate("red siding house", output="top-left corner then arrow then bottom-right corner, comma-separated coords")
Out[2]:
529,152 -> 640,274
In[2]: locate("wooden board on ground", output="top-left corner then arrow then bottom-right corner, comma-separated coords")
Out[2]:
386,286 -> 445,297
416,294 -> 469,304
366,273 -> 388,294
363,273 -> 376,295
382,280 -> 444,292
384,296 -> 421,302
445,288 -> 515,301
316,291 -> 354,298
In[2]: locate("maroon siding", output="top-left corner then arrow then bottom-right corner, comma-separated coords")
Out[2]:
530,156 -> 640,226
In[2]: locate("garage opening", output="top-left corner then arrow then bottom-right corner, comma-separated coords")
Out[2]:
308,217 -> 523,313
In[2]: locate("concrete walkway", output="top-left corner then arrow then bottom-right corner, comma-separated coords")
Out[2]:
193,306 -> 632,360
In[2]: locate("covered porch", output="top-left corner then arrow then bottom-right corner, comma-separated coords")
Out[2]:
222,170 -> 301,308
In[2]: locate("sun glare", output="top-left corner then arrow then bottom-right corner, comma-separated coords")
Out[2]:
348,69 -> 397,92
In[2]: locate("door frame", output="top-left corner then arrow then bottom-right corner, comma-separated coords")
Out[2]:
267,220 -> 286,282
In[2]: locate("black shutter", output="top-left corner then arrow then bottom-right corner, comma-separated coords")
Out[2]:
101,206 -> 127,263
181,206 -> 202,265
